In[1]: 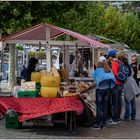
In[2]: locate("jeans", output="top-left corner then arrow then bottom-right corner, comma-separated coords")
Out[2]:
107,92 -> 112,119
124,97 -> 136,119
96,89 -> 109,126
112,85 -> 123,122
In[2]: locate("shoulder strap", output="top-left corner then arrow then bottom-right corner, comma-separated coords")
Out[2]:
113,60 -> 120,64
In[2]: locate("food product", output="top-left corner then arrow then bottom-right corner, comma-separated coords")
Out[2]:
41,70 -> 53,76
40,76 -> 61,87
21,81 -> 36,91
31,72 -> 41,83
51,66 -> 60,77
40,87 -> 59,98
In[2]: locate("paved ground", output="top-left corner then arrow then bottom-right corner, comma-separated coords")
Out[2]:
0,82 -> 140,139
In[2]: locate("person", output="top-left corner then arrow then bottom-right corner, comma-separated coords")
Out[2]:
107,50 -> 126,125
123,57 -> 137,121
91,56 -> 116,129
26,57 -> 39,81
21,65 -> 27,80
131,55 -> 139,86
105,49 -> 117,124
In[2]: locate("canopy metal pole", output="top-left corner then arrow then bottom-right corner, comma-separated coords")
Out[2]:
65,35 -> 70,74
46,28 -> 51,71
63,43 -> 65,67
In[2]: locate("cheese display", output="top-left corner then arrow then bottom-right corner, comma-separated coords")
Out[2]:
31,72 -> 41,83
40,76 -> 61,87
40,70 -> 53,77
21,81 -> 36,91
40,87 -> 59,98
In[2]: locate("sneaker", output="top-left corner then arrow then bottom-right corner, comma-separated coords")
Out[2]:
131,117 -> 135,120
106,119 -> 113,125
91,124 -> 101,130
118,118 -> 122,121
101,125 -> 106,129
123,118 -> 130,121
112,121 -> 120,125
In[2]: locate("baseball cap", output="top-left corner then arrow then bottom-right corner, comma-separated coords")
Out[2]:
107,49 -> 117,57
98,56 -> 106,62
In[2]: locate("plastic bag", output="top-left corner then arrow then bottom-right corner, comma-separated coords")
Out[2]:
12,86 -> 21,98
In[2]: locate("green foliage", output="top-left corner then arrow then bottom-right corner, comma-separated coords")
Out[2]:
1,2 -> 140,51
0,2 -> 32,35
28,51 -> 46,59
36,52 -> 46,58
28,51 -> 35,58
15,44 -> 24,51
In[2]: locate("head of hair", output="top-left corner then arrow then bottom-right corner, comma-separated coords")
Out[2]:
117,53 -> 128,65
131,55 -> 138,62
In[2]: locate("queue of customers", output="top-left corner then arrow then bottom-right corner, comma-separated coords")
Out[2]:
91,49 -> 140,129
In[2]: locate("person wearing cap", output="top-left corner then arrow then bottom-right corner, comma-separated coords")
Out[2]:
91,56 -> 116,129
105,49 -> 118,125
108,50 -> 126,125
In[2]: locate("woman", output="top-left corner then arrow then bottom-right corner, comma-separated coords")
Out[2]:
123,57 -> 137,121
91,56 -> 116,129
26,57 -> 38,81
131,55 -> 139,86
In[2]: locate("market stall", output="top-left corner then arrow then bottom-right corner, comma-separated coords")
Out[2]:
0,23 -> 109,131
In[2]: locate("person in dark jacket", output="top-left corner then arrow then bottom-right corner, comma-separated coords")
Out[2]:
123,57 -> 136,121
131,55 -> 139,86
26,57 -> 38,81
21,65 -> 26,80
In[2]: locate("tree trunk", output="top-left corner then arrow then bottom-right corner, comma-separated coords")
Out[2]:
8,44 -> 16,91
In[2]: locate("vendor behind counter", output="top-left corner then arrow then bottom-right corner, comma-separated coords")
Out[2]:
21,57 -> 39,81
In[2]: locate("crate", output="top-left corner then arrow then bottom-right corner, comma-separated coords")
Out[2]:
17,91 -> 37,98
36,83 -> 41,90
36,83 -> 41,93
6,114 -> 22,129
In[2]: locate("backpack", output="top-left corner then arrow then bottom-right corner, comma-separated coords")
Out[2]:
114,60 -> 129,83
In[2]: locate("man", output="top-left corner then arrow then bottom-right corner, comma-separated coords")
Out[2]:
107,50 -> 124,124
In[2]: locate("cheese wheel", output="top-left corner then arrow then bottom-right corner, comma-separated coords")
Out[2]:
40,87 -> 59,98
31,72 -> 41,83
40,76 -> 61,87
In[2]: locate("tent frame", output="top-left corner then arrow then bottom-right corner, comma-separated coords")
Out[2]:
1,24 -> 109,90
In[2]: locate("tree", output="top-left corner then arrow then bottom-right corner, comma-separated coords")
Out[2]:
0,2 -> 32,36
1,1 -> 140,51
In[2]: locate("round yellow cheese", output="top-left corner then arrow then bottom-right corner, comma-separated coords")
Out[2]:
40,76 -> 61,87
40,87 -> 59,98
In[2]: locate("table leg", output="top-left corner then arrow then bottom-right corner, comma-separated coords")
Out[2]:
69,111 -> 76,132
65,112 -> 67,126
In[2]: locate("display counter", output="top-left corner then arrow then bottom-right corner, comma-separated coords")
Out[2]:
68,77 -> 93,82
0,96 -> 84,122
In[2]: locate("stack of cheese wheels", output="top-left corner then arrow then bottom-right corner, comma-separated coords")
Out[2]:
40,67 -> 61,98
31,72 -> 41,83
